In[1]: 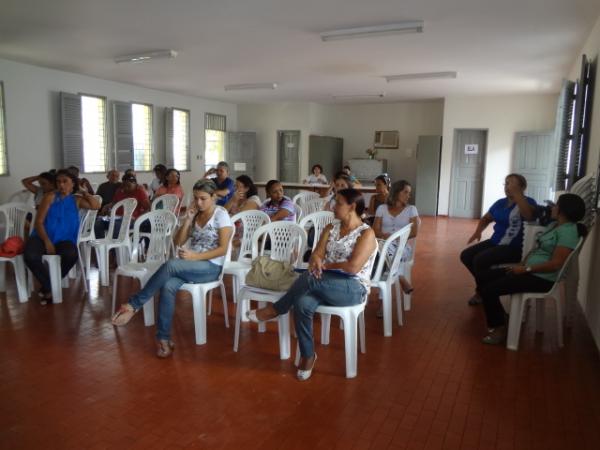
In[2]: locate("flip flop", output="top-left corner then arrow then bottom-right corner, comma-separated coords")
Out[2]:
112,304 -> 138,326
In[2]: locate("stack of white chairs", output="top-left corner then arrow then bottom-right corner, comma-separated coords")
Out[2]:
233,221 -> 307,359
111,210 -> 178,326
0,203 -> 35,302
90,198 -> 137,286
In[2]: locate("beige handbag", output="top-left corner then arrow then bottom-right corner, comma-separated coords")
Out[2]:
245,255 -> 298,291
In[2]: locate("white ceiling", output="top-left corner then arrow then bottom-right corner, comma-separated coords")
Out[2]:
1,0 -> 599,104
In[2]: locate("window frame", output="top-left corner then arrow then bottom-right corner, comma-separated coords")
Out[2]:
78,92 -> 108,174
204,112 -> 227,173
167,107 -> 191,172
0,81 -> 9,176
131,101 -> 154,172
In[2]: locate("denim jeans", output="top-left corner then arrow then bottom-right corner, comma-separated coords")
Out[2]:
128,258 -> 222,340
273,271 -> 367,358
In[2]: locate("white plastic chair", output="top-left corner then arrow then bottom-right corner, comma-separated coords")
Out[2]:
77,206 -> 100,281
151,194 -> 180,215
298,211 -> 335,268
111,210 -> 178,327
7,190 -> 35,206
233,222 -> 307,359
370,224 -> 412,336
0,203 -> 35,302
293,203 -> 303,223
300,197 -> 327,218
178,231 -> 235,345
399,238 -> 417,311
216,210 -> 271,321
90,198 -> 137,286
292,190 -> 320,206
505,236 -> 585,351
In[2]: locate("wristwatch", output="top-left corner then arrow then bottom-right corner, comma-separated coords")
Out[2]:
525,266 -> 532,273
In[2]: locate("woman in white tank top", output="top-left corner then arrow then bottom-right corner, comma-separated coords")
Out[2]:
248,188 -> 377,381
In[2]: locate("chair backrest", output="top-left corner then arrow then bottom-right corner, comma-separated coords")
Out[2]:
554,236 -> 585,284
151,194 -> 180,215
292,190 -> 320,206
230,210 -> 271,263
78,208 -> 99,243
299,211 -> 336,252
0,202 -> 36,240
7,190 -> 35,206
372,223 -> 412,282
131,210 -> 178,263
293,203 -> 303,223
301,197 -> 327,218
106,197 -> 138,242
251,221 -> 307,265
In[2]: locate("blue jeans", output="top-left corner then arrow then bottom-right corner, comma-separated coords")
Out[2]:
273,272 -> 366,358
128,259 -> 222,340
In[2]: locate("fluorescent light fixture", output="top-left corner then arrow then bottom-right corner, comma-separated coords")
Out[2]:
384,71 -> 458,82
320,21 -> 423,41
114,50 -> 178,64
224,82 -> 278,91
332,93 -> 386,100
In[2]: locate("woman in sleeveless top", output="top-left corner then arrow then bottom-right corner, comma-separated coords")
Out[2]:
24,169 -> 101,304
248,188 -> 377,381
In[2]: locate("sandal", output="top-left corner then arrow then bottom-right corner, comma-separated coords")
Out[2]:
156,339 -> 175,358
111,303 -> 138,326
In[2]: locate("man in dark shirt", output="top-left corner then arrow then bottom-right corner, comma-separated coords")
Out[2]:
96,169 -> 121,208
203,161 -> 234,206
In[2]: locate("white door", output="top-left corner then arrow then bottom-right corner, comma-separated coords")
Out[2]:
278,130 -> 300,182
513,131 -> 556,204
449,129 -> 487,218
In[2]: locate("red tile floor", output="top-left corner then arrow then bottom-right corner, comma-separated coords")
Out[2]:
1,217 -> 600,450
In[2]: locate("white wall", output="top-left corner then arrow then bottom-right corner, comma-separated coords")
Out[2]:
0,58 -> 237,201
439,94 -> 559,215
238,100 -> 444,186
237,102 -> 311,182
566,15 -> 600,350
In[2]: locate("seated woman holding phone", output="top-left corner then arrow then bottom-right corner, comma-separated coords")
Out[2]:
247,188 -> 377,381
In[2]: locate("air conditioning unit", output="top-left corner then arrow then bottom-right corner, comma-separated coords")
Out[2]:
374,130 -> 399,148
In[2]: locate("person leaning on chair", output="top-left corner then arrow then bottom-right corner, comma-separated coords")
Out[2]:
460,173 -> 537,306
24,169 -> 100,305
476,193 -> 587,345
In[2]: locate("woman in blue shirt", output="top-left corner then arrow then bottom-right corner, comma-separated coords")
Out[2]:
24,169 -> 101,304
460,174 -> 537,305
477,193 -> 586,344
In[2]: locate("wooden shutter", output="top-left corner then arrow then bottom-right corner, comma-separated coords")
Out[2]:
61,92 -> 83,168
113,101 -> 133,171
554,80 -> 575,191
205,113 -> 226,131
165,107 -> 174,167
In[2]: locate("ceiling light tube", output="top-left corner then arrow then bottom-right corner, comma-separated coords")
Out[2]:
114,50 -> 178,64
224,82 -> 278,91
384,71 -> 458,82
332,93 -> 386,100
320,21 -> 424,41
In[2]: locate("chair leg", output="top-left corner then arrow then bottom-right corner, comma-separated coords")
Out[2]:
320,313 -> 331,345
535,298 -> 545,333
382,287 -> 393,337
207,290 -> 213,316
143,297 -> 155,327
554,294 -> 564,348
220,284 -> 229,328
359,311 -> 366,354
42,255 -> 63,304
277,312 -> 291,360
191,289 -> 207,345
506,294 -> 527,351
0,261 -> 6,293
233,298 -> 244,351
14,258 -> 30,303
77,249 -> 88,293
258,301 -> 267,333
83,244 -> 92,280
403,267 -> 412,311
342,312 -> 358,378
394,280 -> 403,325
111,272 -> 119,315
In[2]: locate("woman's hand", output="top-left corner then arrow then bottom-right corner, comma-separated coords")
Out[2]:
44,240 -> 56,255
308,255 -> 324,279
506,265 -> 527,275
178,248 -> 197,260
185,202 -> 198,221
467,231 -> 482,244
234,190 -> 246,202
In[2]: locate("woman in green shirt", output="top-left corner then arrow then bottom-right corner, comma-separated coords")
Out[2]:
478,193 -> 587,345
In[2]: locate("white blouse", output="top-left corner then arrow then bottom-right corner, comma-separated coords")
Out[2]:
189,207 -> 233,266
325,222 -> 377,291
